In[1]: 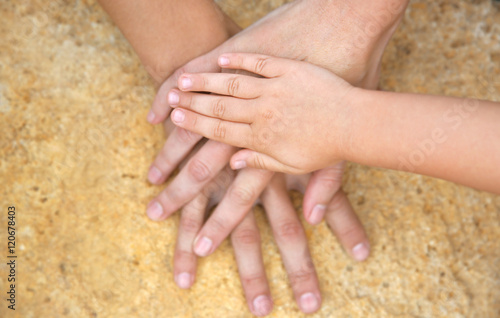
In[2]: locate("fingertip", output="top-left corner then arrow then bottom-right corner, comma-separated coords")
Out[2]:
219,55 -> 230,67
171,109 -> 185,125
147,165 -> 163,184
179,75 -> 193,91
299,292 -> 321,314
168,89 -> 180,105
147,110 -> 156,124
252,295 -> 273,317
307,204 -> 326,225
351,242 -> 370,262
175,272 -> 194,289
146,200 -> 165,221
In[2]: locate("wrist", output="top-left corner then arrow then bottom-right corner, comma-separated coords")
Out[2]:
336,87 -> 372,164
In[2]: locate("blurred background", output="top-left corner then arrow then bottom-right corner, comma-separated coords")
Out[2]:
0,0 -> 499,317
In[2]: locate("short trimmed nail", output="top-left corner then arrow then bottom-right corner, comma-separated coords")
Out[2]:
175,272 -> 192,289
299,292 -> 320,313
352,243 -> 370,261
194,236 -> 213,256
233,160 -> 247,170
147,110 -> 155,123
147,202 -> 164,220
148,166 -> 162,184
181,77 -> 193,89
253,295 -> 273,316
309,204 -> 326,224
168,91 -> 179,105
172,109 -> 185,123
219,56 -> 230,66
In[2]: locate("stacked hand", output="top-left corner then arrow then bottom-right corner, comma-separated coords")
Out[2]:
144,0 -> 408,315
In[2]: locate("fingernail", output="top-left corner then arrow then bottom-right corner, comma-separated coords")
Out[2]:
168,91 -> 180,105
148,165 -> 162,184
219,56 -> 230,66
233,160 -> 247,170
172,109 -> 185,123
352,242 -> 370,261
147,202 -> 164,220
175,272 -> 192,289
253,295 -> 273,316
309,204 -> 326,225
299,292 -> 320,313
194,236 -> 213,257
147,110 -> 156,123
181,77 -> 192,89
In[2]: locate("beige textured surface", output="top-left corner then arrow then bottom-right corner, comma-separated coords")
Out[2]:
1,0 -> 500,317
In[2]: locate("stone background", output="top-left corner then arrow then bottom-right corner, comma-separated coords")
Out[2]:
0,0 -> 499,317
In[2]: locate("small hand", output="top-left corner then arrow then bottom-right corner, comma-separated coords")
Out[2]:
170,53 -> 358,174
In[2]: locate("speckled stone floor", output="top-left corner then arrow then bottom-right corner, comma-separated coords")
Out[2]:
0,0 -> 499,317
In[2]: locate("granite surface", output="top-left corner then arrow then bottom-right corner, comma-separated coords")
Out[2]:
0,0 -> 499,317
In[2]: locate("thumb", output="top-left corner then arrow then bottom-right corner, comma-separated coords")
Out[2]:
230,149 -> 293,174
149,51 -> 221,125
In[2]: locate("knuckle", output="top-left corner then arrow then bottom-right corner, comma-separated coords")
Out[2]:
275,221 -> 303,240
253,155 -> 267,170
337,225 -> 361,241
318,175 -> 342,192
229,186 -> 256,206
212,98 -> 226,118
232,228 -> 260,246
213,121 -> 227,140
227,76 -> 240,95
176,127 -> 198,144
187,158 -> 212,182
288,268 -> 315,287
329,191 -> 347,212
174,249 -> 196,264
254,57 -> 268,74
209,215 -> 228,233
180,215 -> 202,234
240,273 -> 267,288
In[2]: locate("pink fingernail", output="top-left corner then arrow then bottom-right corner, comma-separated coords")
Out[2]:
172,109 -> 185,123
309,204 -> 326,225
219,56 -> 230,66
147,202 -> 164,220
194,236 -> 213,257
352,243 -> 370,261
168,91 -> 180,105
147,110 -> 156,123
148,165 -> 162,184
253,295 -> 273,316
233,160 -> 246,170
299,292 -> 320,314
175,272 -> 192,289
181,77 -> 193,89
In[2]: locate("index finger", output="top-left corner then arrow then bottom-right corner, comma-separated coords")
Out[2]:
217,53 -> 291,78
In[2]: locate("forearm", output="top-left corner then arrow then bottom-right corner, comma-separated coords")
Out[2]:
97,0 -> 238,83
346,90 -> 500,193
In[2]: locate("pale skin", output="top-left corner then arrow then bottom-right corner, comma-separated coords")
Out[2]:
97,0 -> 408,315
170,53 -> 500,194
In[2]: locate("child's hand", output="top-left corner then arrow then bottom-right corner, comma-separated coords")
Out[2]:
169,53 -> 359,174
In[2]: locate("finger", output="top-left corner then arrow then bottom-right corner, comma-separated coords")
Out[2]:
168,89 -> 255,123
147,126 -> 203,184
261,175 -> 321,314
231,211 -> 273,316
149,53 -> 221,124
324,189 -> 370,262
171,108 -> 253,149
147,140 -> 235,221
230,149 -> 296,174
178,72 -> 262,98
192,168 -> 273,257
218,53 -> 289,78
173,193 -> 209,289
302,162 -> 345,225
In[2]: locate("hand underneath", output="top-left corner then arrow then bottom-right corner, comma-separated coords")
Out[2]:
170,53 -> 358,174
